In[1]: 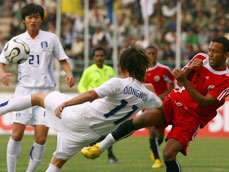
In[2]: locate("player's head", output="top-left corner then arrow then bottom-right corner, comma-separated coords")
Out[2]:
208,36 -> 229,69
21,3 -> 44,32
92,47 -> 106,68
21,3 -> 44,20
119,46 -> 150,82
146,45 -> 158,66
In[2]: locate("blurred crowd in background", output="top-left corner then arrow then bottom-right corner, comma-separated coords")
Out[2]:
0,0 -> 228,78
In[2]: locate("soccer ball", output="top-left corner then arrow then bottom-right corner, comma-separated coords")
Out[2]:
4,39 -> 30,64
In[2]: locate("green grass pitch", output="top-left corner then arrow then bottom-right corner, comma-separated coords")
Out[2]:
0,135 -> 228,172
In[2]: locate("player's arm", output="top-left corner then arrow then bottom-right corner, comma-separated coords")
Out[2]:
144,83 -> 155,93
183,58 -> 203,77
55,90 -> 99,118
159,82 -> 174,100
0,62 -> 12,86
59,60 -> 75,88
173,68 -> 217,107
177,58 -> 203,87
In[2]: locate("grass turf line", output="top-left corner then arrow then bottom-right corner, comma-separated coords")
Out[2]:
0,135 -> 228,172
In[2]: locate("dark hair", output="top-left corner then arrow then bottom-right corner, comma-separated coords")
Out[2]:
92,47 -> 106,56
119,47 -> 150,82
146,45 -> 157,51
211,37 -> 229,53
21,3 -> 44,20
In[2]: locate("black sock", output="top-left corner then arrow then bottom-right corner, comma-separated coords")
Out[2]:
111,119 -> 136,141
165,160 -> 182,172
108,146 -> 114,157
158,138 -> 163,145
149,138 -> 160,159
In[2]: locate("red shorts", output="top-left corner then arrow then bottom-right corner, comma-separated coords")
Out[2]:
161,96 -> 200,155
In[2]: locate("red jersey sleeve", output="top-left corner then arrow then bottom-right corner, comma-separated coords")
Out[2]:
182,53 -> 207,71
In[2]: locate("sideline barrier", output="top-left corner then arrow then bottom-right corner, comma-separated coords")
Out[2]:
0,94 -> 228,137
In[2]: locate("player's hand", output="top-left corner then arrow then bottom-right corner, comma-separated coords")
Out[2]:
173,68 -> 186,83
0,72 -> 12,86
65,74 -> 75,88
144,83 -> 155,93
189,58 -> 203,70
55,103 -> 65,119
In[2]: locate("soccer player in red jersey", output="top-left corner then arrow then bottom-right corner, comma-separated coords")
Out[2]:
145,45 -> 174,168
82,37 -> 229,172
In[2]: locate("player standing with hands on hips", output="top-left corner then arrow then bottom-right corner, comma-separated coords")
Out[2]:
82,37 -> 229,172
0,3 -> 75,172
0,46 -> 163,171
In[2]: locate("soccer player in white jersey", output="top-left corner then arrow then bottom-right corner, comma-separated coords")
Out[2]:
0,3 -> 75,172
81,37 -> 229,172
0,46 -> 163,171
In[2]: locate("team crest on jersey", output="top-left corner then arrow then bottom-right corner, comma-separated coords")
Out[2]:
208,85 -> 215,91
41,41 -> 48,48
154,75 -> 160,82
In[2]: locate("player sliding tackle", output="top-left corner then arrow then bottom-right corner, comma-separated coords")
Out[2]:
81,37 -> 229,172
0,46 -> 162,172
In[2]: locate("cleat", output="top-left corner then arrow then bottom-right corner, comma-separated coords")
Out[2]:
152,159 -> 163,168
151,151 -> 155,162
108,156 -> 119,163
81,143 -> 102,159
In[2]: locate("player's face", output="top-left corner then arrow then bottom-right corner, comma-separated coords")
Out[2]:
146,48 -> 157,66
94,50 -> 105,68
23,13 -> 42,34
208,42 -> 226,69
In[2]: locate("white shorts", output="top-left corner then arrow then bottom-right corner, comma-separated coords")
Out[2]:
44,91 -> 101,160
12,86 -> 53,126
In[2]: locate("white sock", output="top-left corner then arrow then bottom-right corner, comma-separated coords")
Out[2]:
99,133 -> 116,152
45,164 -> 61,172
26,142 -> 46,172
0,95 -> 32,114
7,137 -> 21,172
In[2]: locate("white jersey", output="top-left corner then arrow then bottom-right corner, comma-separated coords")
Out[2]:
0,30 -> 69,88
81,77 -> 162,135
44,77 -> 162,159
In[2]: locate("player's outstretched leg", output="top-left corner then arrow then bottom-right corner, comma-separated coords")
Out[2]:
0,95 -> 32,115
81,119 -> 136,159
81,143 -> 102,159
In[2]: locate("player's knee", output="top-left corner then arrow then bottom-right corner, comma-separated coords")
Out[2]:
35,136 -> 47,145
11,131 -> 24,141
163,149 -> 176,161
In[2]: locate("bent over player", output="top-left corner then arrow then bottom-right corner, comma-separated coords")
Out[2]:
0,46 -> 162,172
81,37 -> 229,172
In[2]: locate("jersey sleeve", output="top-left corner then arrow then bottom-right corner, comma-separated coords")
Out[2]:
163,68 -> 175,83
110,67 -> 116,77
52,34 -> 69,61
144,92 -> 163,109
77,69 -> 90,93
94,78 -> 119,98
0,44 -> 9,64
182,53 -> 207,71
208,80 -> 229,101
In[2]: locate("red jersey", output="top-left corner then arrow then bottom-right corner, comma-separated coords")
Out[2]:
145,63 -> 174,96
170,53 -> 229,127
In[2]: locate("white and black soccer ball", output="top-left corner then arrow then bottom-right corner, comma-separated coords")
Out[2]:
4,39 -> 30,64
